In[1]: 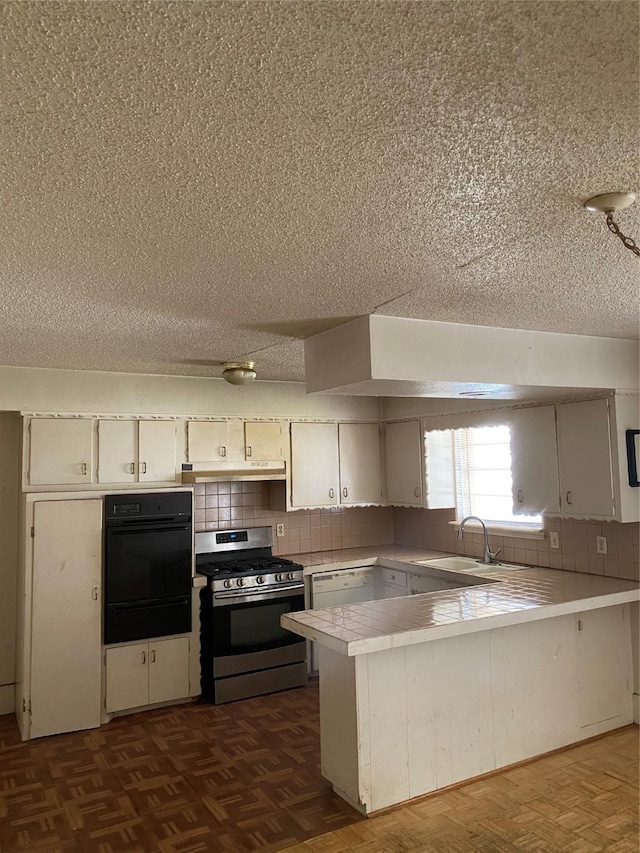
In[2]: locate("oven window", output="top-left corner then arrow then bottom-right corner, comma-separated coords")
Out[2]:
230,600 -> 296,648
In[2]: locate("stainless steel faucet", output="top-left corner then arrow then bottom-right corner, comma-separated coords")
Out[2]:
456,516 -> 501,565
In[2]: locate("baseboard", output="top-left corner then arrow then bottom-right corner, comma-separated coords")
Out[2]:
633,692 -> 639,725
0,684 -> 15,716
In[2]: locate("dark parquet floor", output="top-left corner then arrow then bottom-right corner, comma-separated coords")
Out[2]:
0,683 -> 363,853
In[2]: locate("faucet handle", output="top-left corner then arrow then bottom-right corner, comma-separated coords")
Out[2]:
489,547 -> 502,561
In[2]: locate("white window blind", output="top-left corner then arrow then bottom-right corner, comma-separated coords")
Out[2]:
453,425 -> 542,526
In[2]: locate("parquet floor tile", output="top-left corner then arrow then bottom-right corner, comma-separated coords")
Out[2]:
1,690 -> 638,853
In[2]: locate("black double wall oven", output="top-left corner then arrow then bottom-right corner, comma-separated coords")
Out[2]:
104,492 -> 193,645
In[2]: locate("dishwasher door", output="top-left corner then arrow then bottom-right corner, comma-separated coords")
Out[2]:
311,567 -> 375,610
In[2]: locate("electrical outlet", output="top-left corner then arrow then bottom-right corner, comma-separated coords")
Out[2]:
276,523 -> 285,537
549,531 -> 560,549
596,535 -> 608,555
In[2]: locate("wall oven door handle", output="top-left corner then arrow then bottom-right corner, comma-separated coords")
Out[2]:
108,524 -> 191,536
213,583 -> 304,606
111,597 -> 190,612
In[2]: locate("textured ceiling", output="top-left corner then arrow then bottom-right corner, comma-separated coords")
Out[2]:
1,1 -> 638,385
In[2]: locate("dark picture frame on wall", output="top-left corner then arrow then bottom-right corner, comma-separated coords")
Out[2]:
625,429 -> 640,487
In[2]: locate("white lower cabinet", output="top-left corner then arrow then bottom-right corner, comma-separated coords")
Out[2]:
576,607 -> 631,730
28,499 -> 102,739
105,636 -> 190,713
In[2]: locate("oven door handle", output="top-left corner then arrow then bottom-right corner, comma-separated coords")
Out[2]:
213,583 -> 304,604
108,524 -> 191,536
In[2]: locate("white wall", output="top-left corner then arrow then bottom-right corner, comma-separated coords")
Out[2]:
0,414 -> 20,713
0,366 -> 381,419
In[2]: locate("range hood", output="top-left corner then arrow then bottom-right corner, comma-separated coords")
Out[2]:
181,461 -> 286,483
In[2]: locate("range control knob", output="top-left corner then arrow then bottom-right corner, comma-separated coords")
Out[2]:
256,575 -> 266,585
287,571 -> 296,581
275,573 -> 284,582
237,577 -> 245,587
223,579 -> 232,589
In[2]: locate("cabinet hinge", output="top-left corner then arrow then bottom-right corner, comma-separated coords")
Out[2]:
22,697 -> 26,713
30,526 -> 34,538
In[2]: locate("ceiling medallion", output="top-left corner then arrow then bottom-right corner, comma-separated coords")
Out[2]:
221,361 -> 257,386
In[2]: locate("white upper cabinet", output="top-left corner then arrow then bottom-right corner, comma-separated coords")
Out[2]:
97,419 -> 177,484
138,420 -> 177,482
187,420 -> 283,463
97,419 -> 137,483
290,422 -> 340,508
244,421 -> 283,461
510,406 -> 560,515
338,422 -> 382,505
28,418 -> 93,485
556,398 -> 615,519
385,420 -> 424,506
187,421 -> 238,462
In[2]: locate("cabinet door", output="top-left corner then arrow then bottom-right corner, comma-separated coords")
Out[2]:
577,607 -> 631,728
138,421 -> 176,482
338,423 -> 382,504
187,421 -> 230,462
385,420 -> 423,506
510,406 -> 560,514
97,419 -> 137,483
148,637 -> 190,705
244,422 -> 283,461
290,422 -> 339,507
105,643 -> 150,713
556,399 -> 614,518
28,418 -> 93,485
30,499 -> 102,738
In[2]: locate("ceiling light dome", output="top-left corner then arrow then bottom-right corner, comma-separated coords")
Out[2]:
221,361 -> 256,386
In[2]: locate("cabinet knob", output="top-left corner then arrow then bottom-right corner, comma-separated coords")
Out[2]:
81,462 -> 88,475
129,462 -> 135,474
343,487 -> 348,498
219,445 -> 227,457
517,489 -> 524,503
140,461 -> 147,474
151,649 -> 156,663
414,486 -> 420,498
91,586 -> 98,601
329,488 -> 335,499
141,651 -> 146,665
566,490 -> 572,505
246,445 -> 252,457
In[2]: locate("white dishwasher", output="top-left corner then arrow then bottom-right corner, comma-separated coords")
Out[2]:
311,567 -> 376,610
309,567 -> 376,672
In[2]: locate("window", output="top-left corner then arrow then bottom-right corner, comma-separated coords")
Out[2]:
452,424 -> 542,527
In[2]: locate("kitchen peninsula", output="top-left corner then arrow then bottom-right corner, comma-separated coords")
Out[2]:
282,561 -> 639,815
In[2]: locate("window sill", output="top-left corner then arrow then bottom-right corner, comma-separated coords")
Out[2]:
447,521 -> 546,541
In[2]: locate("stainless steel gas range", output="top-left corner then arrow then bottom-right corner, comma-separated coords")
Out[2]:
196,526 -> 307,704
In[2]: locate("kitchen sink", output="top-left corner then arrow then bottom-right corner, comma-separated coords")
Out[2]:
415,556 -> 527,574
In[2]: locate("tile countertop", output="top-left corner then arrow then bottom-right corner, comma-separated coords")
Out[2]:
282,561 -> 640,657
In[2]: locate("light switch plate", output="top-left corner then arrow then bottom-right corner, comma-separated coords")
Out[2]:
549,531 -> 560,549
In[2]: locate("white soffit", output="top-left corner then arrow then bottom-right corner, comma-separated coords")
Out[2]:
304,316 -> 640,399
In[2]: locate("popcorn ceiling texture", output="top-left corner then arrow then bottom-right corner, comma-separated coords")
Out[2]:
1,1 -> 638,382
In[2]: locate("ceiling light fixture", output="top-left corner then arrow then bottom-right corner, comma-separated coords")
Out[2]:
583,192 -> 639,258
221,361 -> 256,386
